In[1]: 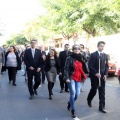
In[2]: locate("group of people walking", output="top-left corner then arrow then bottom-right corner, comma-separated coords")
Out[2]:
0,40 -> 108,118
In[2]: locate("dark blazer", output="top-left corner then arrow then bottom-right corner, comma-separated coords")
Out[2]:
88,51 -> 108,77
40,50 -> 46,56
5,51 -> 21,70
59,50 -> 71,72
24,48 -> 42,71
45,55 -> 60,74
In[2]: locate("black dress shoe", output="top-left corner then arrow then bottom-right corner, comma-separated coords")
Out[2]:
49,96 -> 52,100
99,109 -> 107,113
65,90 -> 69,92
34,89 -> 38,95
60,89 -> 63,93
88,101 -> 92,107
51,92 -> 53,95
29,95 -> 34,100
13,84 -> 17,86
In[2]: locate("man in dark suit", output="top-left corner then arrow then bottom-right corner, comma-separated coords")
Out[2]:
59,44 -> 71,93
24,40 -> 42,100
87,41 -> 108,113
39,45 -> 46,84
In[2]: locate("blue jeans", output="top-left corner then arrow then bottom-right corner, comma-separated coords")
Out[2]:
68,79 -> 83,110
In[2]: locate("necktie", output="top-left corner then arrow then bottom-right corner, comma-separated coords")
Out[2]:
100,53 -> 102,60
66,51 -> 68,56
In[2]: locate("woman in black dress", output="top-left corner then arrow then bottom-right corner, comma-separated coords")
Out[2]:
45,49 -> 59,100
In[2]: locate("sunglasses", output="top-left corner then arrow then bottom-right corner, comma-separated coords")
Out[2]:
73,47 -> 80,50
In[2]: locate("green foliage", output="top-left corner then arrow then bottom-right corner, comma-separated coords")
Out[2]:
40,0 -> 120,37
6,34 -> 29,45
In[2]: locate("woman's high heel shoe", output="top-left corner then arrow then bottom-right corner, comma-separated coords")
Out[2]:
67,102 -> 71,111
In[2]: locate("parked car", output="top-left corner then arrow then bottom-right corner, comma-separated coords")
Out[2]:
107,54 -> 116,76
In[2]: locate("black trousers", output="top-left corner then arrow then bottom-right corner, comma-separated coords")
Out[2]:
41,68 -> 45,83
48,82 -> 54,96
59,73 -> 68,91
87,76 -> 105,109
8,67 -> 17,84
27,70 -> 41,95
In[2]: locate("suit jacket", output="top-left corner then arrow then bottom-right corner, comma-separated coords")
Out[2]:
88,51 -> 108,77
40,50 -> 46,56
24,48 -> 42,71
58,50 -> 71,72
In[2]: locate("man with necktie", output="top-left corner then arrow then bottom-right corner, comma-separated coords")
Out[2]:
87,41 -> 108,113
24,40 -> 43,100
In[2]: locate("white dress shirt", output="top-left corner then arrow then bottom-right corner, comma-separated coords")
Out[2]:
31,48 -> 35,58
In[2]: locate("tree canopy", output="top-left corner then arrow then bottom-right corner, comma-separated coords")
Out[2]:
40,0 -> 120,37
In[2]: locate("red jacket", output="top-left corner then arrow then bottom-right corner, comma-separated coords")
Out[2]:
72,60 -> 87,82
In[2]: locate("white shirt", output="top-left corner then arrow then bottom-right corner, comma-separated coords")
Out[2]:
31,48 -> 35,58
98,51 -> 103,56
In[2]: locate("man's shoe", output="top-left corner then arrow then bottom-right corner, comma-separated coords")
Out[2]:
65,90 -> 69,92
34,89 -> 38,95
99,109 -> 107,113
29,95 -> 34,100
49,96 -> 52,100
13,84 -> 17,86
88,101 -> 92,107
60,89 -> 63,93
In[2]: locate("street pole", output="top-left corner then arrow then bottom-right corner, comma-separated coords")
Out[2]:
99,57 -> 101,87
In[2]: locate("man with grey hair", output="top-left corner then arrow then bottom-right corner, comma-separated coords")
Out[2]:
0,46 -> 5,82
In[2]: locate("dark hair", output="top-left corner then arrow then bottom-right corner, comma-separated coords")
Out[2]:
64,44 -> 69,47
80,44 -> 84,49
10,46 -> 16,52
50,48 -> 57,56
30,39 -> 37,43
97,41 -> 105,47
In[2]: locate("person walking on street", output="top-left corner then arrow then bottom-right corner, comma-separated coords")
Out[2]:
5,46 -> 21,86
45,49 -> 59,100
24,40 -> 43,100
87,41 -> 108,113
64,44 -> 88,118
59,44 -> 71,93
39,45 -> 46,84
0,47 -> 5,84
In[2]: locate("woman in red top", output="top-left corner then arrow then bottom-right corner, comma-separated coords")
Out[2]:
64,44 -> 88,118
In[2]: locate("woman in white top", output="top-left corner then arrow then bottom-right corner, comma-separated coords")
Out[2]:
5,46 -> 21,86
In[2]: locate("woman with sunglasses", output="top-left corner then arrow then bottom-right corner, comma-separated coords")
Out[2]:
64,44 -> 88,118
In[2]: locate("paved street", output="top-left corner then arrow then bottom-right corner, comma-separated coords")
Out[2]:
0,69 -> 120,120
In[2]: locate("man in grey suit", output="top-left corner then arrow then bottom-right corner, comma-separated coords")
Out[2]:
0,47 -> 5,81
